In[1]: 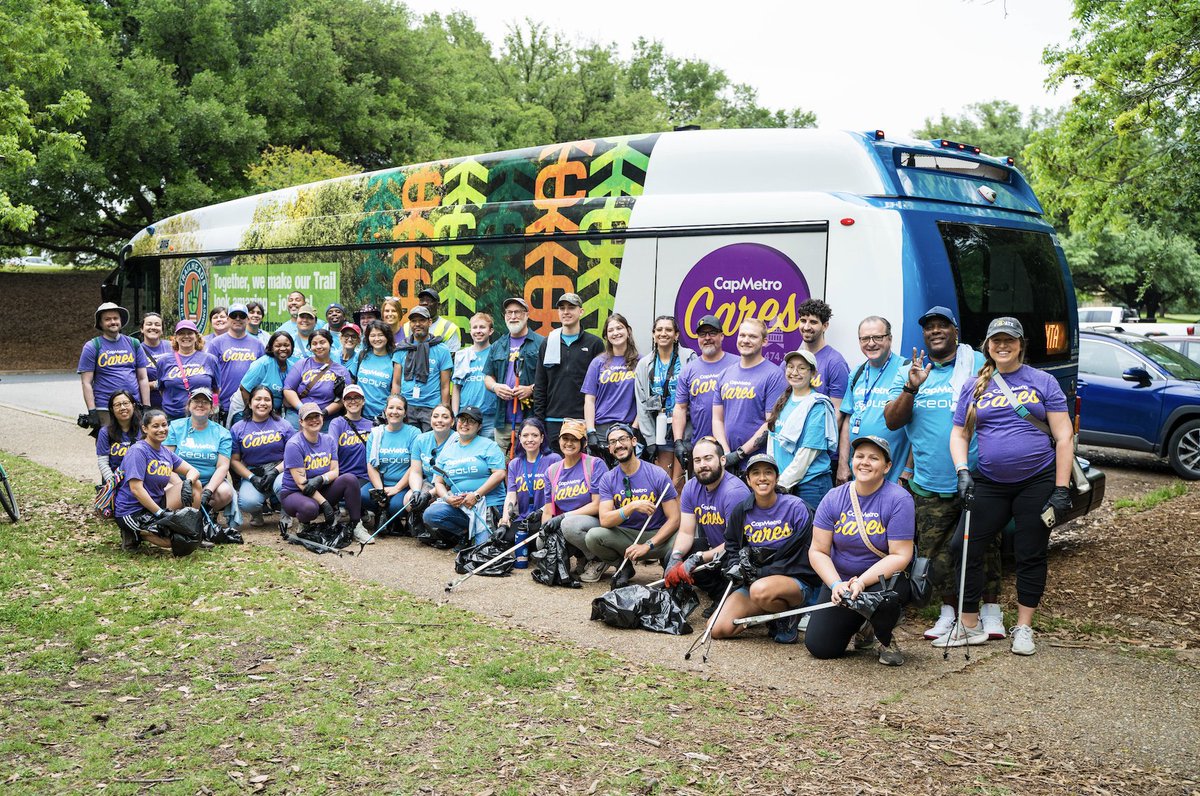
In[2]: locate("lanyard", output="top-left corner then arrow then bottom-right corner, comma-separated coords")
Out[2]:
522,453 -> 542,490
854,355 -> 892,416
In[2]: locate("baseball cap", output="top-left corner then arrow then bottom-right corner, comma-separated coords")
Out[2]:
417,287 -> 439,301
556,292 -> 584,308
456,405 -> 483,423
851,434 -> 892,462
174,319 -> 199,334
606,422 -> 637,441
408,306 -> 431,319
339,322 -> 362,337
227,303 -> 249,317
342,383 -> 365,399
298,402 -> 323,420
918,306 -> 958,327
188,386 -> 214,402
326,303 -> 345,314
297,304 -> 318,318
984,316 -> 1025,341
744,453 -> 780,473
503,297 -> 529,311
784,349 -> 818,370
695,314 -> 723,334
559,419 -> 588,440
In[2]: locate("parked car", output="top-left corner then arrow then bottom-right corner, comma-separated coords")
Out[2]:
1154,336 -> 1200,366
1078,330 -> 1200,479
1079,306 -> 1139,325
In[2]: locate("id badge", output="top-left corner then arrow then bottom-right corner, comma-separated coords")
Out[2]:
850,418 -> 861,435
413,386 -> 421,399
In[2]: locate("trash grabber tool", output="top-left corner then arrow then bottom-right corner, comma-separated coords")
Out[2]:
445,529 -> 546,593
945,505 -> 973,661
684,579 -> 734,662
285,533 -> 344,557
609,490 -> 669,589
646,559 -> 720,589
356,498 -> 409,555
733,600 -> 838,628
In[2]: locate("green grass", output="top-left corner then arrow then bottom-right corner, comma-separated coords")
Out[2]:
1157,313 -> 1200,323
1112,482 -> 1188,512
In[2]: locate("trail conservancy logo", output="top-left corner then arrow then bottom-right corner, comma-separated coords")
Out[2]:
675,243 -> 811,364
177,260 -> 209,332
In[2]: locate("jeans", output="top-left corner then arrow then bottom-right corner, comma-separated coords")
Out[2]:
558,514 -> 603,560
360,484 -> 410,525
238,472 -> 282,515
793,470 -> 833,514
423,499 -> 495,545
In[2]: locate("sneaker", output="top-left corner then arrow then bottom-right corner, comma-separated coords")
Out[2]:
798,613 -> 811,632
877,641 -> 904,666
120,525 -> 140,551
579,560 -> 611,583
249,511 -> 264,528
924,604 -> 956,640
352,523 -> 374,545
771,614 -> 801,644
931,621 -> 989,647
1010,624 -> 1036,656
981,603 -> 1006,640
853,622 -> 877,650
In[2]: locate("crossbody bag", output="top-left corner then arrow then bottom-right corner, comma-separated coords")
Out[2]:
848,484 -> 931,606
991,373 -> 1090,495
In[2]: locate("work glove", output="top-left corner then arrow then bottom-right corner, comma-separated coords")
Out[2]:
586,430 -> 602,456
88,409 -> 102,429
320,501 -> 337,525
956,469 -> 975,508
302,473 -> 325,497
642,443 -> 657,461
251,472 -> 275,495
370,488 -> 388,511
664,552 -> 703,588
674,439 -> 688,465
724,448 -> 742,470
333,375 -> 346,399
1043,486 -> 1072,526
723,547 -> 754,587
200,488 -> 214,511
542,514 -> 564,534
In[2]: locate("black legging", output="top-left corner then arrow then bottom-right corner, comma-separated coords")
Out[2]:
956,466 -> 1055,614
804,576 -> 911,658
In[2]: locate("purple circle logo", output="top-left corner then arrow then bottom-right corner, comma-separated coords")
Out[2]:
675,243 -> 811,364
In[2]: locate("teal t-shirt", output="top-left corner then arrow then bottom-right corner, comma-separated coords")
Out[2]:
165,417 -> 233,480
352,352 -> 396,419
369,424 -> 421,485
240,354 -> 300,411
394,345 -> 452,408
841,353 -> 911,483
772,396 -> 831,484
453,347 -> 497,420
435,434 -> 507,507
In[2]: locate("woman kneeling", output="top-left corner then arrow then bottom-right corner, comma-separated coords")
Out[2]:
711,454 -> 821,646
806,435 -> 914,666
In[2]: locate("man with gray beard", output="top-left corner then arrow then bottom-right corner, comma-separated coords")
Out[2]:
484,297 -> 545,456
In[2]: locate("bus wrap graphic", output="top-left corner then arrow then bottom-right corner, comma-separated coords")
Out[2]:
177,259 -> 210,333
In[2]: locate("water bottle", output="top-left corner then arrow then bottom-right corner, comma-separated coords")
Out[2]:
514,527 -> 529,569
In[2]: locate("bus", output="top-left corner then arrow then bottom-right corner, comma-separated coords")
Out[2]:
103,127 -> 1102,511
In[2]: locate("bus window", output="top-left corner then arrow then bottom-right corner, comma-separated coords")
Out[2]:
939,222 -> 1070,364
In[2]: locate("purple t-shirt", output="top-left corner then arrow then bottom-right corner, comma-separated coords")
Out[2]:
544,455 -> 609,515
284,358 -> 351,409
158,350 -> 220,418
114,441 -> 182,517
506,452 -> 562,520
952,364 -> 1068,483
77,335 -> 150,407
676,353 -> 737,441
814,481 -> 915,578
329,415 -> 375,480
713,359 -> 787,455
280,432 -> 338,496
207,333 -> 266,411
143,340 -> 173,408
230,417 -> 292,468
740,494 -> 812,565
680,471 -> 752,549
812,345 -> 850,400
582,355 -> 637,425
97,426 -> 139,473
598,461 -> 678,532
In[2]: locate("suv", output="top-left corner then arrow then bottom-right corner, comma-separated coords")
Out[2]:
1078,330 -> 1200,479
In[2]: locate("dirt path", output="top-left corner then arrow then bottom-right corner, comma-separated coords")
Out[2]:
3,405 -> 1196,781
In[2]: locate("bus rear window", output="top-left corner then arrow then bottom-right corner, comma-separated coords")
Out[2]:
898,152 -> 1011,183
939,223 -> 1070,363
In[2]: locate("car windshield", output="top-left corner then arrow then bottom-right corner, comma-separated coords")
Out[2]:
1125,337 -> 1200,380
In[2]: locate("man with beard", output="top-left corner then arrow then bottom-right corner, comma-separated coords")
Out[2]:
484,297 -> 544,455
711,317 -> 787,472
207,303 -> 265,426
402,287 -> 461,353
663,436 -> 751,605
393,306 -> 452,432
797,298 -> 851,415
836,316 -> 909,484
672,314 -> 737,464
533,292 -> 604,452
277,291 -> 327,341
883,306 -> 1004,641
587,423 -> 681,583
79,302 -> 152,429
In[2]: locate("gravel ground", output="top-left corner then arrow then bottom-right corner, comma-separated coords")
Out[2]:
2,405 -> 1196,786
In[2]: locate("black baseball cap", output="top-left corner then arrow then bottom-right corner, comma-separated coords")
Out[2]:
695,314 -> 722,334
456,405 -> 483,423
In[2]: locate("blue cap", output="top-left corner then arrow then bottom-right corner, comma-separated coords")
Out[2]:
918,306 -> 957,327
326,303 -> 345,313
227,303 -> 249,317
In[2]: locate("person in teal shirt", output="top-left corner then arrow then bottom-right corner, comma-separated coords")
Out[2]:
837,316 -> 910,484
452,312 -> 498,438
364,395 -> 422,526
165,387 -> 237,523
239,332 -> 299,422
393,306 -> 452,432
768,349 -> 838,512
349,320 -> 397,420
422,406 -> 506,546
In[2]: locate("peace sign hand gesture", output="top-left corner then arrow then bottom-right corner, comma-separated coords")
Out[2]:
906,348 -> 933,390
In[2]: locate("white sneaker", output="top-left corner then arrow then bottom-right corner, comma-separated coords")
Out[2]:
931,621 -> 988,647
1010,624 -> 1036,656
352,523 -> 374,544
924,605 -> 956,640
981,603 -> 1006,639
579,560 -> 611,583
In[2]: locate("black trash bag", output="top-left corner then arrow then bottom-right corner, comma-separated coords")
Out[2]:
289,520 -> 353,555
590,583 -> 700,635
153,508 -> 205,558
202,511 -> 244,545
454,539 -> 514,577
531,527 -> 579,588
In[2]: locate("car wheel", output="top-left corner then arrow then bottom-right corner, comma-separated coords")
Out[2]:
1167,419 -> 1200,480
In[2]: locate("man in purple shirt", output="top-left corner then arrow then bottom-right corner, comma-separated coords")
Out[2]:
663,437 -> 752,602
672,313 -> 737,458
206,303 -> 265,425
78,302 -> 151,430
711,317 -> 787,470
798,298 -> 851,416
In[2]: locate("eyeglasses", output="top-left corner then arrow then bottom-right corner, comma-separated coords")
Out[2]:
858,334 -> 891,344
607,435 -> 634,448
696,330 -> 720,339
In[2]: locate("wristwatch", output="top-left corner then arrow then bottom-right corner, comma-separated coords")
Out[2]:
902,384 -> 918,395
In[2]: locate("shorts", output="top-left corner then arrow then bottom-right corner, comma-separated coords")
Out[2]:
736,576 -> 819,606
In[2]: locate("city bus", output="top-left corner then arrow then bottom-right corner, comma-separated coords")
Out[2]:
104,127 -> 1101,511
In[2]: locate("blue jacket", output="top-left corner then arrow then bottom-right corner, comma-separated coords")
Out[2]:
483,330 -> 545,425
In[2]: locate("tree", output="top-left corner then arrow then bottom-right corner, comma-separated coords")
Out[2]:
245,146 -> 359,193
913,100 -> 1059,171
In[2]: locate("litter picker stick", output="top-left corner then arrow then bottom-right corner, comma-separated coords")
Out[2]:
733,600 -> 838,627
610,490 -> 669,583
946,505 -> 973,661
444,529 -> 545,593
356,498 -> 409,555
684,580 -> 734,662
285,533 -> 344,557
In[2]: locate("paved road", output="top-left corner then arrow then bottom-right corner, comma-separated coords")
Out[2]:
0,370 -> 83,420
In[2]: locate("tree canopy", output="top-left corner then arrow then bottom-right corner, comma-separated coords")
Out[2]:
914,100 -> 1059,171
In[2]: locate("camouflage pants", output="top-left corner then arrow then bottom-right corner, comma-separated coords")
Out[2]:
911,492 -> 1001,602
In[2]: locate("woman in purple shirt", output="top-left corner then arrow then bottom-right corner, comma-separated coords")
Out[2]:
230,385 -> 293,527
946,317 -> 1073,656
113,409 -> 204,553
96,390 -> 140,486
539,419 -> 609,581
283,330 -> 350,429
158,320 -> 219,420
499,418 -> 561,538
280,402 -> 366,538
583,313 -> 640,457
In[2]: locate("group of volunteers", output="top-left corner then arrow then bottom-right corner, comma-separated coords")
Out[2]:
80,287 -> 1075,663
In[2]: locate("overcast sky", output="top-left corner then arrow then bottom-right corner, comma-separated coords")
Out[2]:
403,0 -> 1079,136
